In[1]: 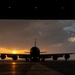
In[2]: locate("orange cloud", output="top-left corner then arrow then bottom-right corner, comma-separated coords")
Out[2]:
0,47 -> 29,54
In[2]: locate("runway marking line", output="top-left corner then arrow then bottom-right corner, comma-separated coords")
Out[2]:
26,62 -> 63,75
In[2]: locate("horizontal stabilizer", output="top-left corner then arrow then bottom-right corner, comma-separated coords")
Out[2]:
24,51 -> 30,53
40,51 -> 47,53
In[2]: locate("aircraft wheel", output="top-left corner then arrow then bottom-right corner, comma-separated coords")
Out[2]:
41,58 -> 45,62
26,58 -> 29,62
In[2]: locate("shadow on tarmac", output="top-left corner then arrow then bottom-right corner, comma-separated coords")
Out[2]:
40,60 -> 75,75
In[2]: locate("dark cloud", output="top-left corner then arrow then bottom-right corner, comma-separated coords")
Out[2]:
0,20 -> 75,54
63,22 -> 75,35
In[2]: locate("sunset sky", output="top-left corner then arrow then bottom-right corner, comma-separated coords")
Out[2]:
0,20 -> 75,59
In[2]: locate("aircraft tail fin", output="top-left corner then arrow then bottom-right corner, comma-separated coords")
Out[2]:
35,38 -> 36,47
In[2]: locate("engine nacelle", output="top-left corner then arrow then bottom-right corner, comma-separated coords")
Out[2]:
12,55 -> 18,60
53,55 -> 58,60
1,54 -> 6,59
64,54 -> 70,60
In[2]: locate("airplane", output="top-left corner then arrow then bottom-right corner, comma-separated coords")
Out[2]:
0,39 -> 75,62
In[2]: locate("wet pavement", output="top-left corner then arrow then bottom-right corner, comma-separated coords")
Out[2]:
0,60 -> 33,75
41,60 -> 75,75
0,60 -> 75,75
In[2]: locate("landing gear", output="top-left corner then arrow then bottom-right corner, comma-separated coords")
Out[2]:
30,57 -> 40,62
26,58 -> 29,62
65,58 -> 68,62
41,58 -> 45,62
37,58 -> 40,62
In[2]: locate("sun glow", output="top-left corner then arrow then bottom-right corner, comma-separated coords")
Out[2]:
0,47 -> 30,54
12,50 -> 18,54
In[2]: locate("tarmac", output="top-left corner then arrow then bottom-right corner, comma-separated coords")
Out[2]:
26,62 -> 63,75
0,60 -> 75,75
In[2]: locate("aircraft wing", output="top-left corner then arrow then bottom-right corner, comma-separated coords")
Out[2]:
0,53 -> 31,59
39,53 -> 75,60
0,52 -> 75,58
0,52 -> 75,61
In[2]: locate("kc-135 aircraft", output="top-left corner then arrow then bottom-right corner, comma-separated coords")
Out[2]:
0,39 -> 75,62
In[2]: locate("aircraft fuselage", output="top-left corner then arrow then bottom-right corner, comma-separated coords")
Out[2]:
30,46 -> 40,61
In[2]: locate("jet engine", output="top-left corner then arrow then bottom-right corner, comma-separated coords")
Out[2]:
12,55 -> 18,60
53,55 -> 58,60
1,54 -> 6,59
64,54 -> 70,60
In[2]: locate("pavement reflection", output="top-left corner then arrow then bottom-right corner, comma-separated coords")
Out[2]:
12,62 -> 16,74
0,61 -> 33,75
